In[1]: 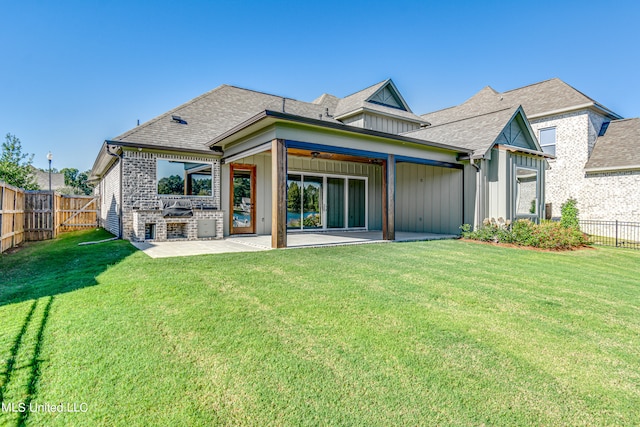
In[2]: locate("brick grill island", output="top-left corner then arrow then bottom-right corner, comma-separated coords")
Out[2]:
132,207 -> 224,241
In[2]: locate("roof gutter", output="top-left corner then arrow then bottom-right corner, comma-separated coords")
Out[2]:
584,164 -> 640,173
104,140 -> 222,156
494,144 -> 555,159
208,110 -> 471,155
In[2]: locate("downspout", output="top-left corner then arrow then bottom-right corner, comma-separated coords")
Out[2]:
470,158 -> 481,229
106,145 -> 123,239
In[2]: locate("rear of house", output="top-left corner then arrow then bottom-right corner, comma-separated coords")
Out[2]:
90,79 -> 549,247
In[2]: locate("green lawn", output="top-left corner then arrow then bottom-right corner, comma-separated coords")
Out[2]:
0,229 -> 639,426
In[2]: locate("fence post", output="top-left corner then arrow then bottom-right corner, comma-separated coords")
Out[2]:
615,220 -> 618,247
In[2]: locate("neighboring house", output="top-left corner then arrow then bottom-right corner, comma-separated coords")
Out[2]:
32,167 -> 65,191
90,79 -> 549,246
423,78 -> 639,222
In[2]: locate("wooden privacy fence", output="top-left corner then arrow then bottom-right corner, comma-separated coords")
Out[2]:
0,182 -> 26,253
0,182 -> 98,253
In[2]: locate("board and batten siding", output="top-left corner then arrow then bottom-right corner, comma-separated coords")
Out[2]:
340,113 -> 419,135
495,116 -> 532,149
395,163 -> 463,235
483,148 -> 546,222
221,153 -> 383,236
363,114 -> 419,135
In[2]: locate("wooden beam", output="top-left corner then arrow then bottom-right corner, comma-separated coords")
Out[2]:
383,154 -> 395,240
271,138 -> 287,248
381,159 -> 387,238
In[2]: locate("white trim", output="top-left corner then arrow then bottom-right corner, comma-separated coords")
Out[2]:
223,142 -> 271,164
514,165 -> 540,218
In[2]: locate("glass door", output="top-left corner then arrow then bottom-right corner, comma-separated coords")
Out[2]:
303,176 -> 323,229
230,164 -> 256,234
287,172 -> 367,231
287,174 -> 303,229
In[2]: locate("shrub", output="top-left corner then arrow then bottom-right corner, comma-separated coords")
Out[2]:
561,198 -> 580,229
460,217 -> 590,250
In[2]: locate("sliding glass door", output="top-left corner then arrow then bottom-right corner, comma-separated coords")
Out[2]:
287,173 -> 366,231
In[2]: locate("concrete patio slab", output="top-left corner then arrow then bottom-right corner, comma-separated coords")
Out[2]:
133,231 -> 458,258
131,239 -> 268,258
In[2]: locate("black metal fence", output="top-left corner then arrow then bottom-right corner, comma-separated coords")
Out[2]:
579,220 -> 640,250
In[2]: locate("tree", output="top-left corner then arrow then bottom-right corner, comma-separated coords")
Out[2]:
61,167 -> 79,187
0,134 -> 39,189
158,175 -> 184,195
59,167 -> 94,195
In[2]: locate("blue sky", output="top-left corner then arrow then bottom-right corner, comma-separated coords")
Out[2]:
2,0 -> 639,172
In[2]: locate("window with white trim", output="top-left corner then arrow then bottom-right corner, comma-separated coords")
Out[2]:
539,127 -> 556,156
515,167 -> 539,216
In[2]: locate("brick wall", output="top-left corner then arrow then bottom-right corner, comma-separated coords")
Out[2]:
120,149 -> 221,240
581,171 -> 640,222
530,110 -> 590,218
530,109 -> 638,222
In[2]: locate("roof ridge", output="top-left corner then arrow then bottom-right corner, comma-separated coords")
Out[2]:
501,77 -> 559,94
420,105 -> 458,117
341,79 -> 389,99
224,84 -> 300,101
114,84 -> 232,140
417,106 -> 517,130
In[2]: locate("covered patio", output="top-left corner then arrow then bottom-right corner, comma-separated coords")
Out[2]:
132,231 -> 458,258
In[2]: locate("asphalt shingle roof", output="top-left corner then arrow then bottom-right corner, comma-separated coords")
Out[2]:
422,78 -> 620,126
113,85 -> 341,150
405,106 -> 521,156
586,118 -> 640,171
334,79 -> 427,124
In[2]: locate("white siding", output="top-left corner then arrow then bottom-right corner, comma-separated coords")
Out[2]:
99,160 -> 120,237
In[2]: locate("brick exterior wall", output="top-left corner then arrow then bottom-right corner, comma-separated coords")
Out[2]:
120,149 -> 222,241
529,110 -> 590,218
530,109 -> 638,222
132,209 -> 224,241
581,171 -> 640,222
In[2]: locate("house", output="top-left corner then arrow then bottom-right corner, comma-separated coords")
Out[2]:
423,78 -> 639,222
90,79 -> 550,247
32,167 -> 65,191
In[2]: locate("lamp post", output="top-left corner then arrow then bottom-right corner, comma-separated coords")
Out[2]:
47,152 -> 53,238
47,151 -> 53,192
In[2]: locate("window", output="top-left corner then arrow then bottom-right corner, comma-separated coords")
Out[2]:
157,160 -> 212,196
539,127 -> 556,156
515,167 -> 538,216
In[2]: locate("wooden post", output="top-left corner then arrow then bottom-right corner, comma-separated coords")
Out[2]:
383,154 -> 395,240
381,159 -> 387,238
271,138 -> 287,248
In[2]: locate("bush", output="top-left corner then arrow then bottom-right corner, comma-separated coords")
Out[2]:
561,198 -> 580,229
460,218 -> 590,250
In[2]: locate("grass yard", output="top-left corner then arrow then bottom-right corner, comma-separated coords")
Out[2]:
0,229 -> 639,426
